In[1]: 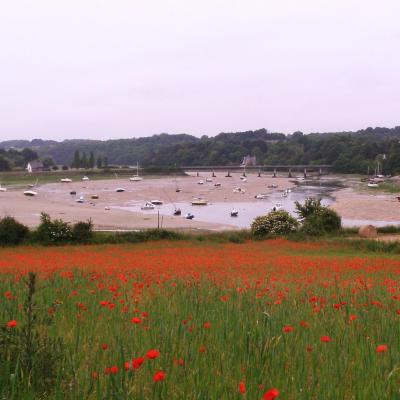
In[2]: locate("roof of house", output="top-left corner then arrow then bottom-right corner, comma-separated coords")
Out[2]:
28,160 -> 44,168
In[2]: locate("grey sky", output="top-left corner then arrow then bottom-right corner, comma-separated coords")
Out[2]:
0,0 -> 399,141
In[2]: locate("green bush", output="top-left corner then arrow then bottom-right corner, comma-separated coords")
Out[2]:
251,210 -> 299,237
72,220 -> 93,243
295,198 -> 323,221
0,216 -> 29,245
34,213 -> 73,244
296,198 -> 342,236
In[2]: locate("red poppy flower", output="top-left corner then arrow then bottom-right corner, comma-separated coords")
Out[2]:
320,335 -> 332,343
6,320 -> 17,328
203,322 -> 211,329
131,317 -> 142,324
101,343 -> 108,350
132,357 -> 145,369
376,344 -> 388,353
263,388 -> 280,400
283,325 -> 294,333
349,314 -> 357,322
239,381 -> 246,394
146,349 -> 160,359
153,371 -> 166,382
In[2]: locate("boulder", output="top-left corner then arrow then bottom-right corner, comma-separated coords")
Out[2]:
358,225 -> 378,238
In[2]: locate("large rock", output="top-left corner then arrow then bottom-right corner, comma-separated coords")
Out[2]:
358,225 -> 378,238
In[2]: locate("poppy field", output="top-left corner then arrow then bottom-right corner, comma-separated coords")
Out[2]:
1,239 -> 400,399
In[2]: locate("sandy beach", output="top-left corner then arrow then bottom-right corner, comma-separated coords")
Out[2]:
330,187 -> 400,225
0,173 -> 399,230
0,172 -> 295,231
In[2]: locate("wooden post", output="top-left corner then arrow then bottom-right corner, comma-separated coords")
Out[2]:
273,168 -> 276,178
288,169 -> 292,178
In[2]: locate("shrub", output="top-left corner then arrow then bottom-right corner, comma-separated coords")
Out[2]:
295,198 -> 342,236
301,207 -> 342,236
251,210 -> 299,237
72,220 -> 94,243
295,198 -> 323,221
34,213 -> 73,244
0,216 -> 29,245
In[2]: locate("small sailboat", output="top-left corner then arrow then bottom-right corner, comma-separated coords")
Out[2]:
141,202 -> 155,210
76,196 -> 85,203
206,178 -> 213,182
173,208 -> 182,216
230,209 -> 239,217
240,176 -> 247,182
191,198 -> 208,206
0,184 -> 7,192
151,199 -> 163,205
254,194 -> 268,199
367,182 -> 379,188
197,180 -> 204,185
82,176 -> 90,181
130,162 -> 143,181
267,184 -> 278,189
185,213 -> 195,219
61,178 -> 72,183
24,178 -> 38,196
24,190 -> 37,197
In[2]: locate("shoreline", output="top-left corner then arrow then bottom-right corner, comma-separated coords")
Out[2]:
0,173 -> 399,231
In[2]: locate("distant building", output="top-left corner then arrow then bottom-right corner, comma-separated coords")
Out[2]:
241,155 -> 257,166
26,160 -> 44,173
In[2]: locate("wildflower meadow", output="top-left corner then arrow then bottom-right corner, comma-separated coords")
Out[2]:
1,239 -> 399,399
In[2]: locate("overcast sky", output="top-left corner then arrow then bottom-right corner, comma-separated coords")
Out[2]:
0,0 -> 399,141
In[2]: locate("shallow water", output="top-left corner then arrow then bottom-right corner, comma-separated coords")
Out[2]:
117,184 -> 339,228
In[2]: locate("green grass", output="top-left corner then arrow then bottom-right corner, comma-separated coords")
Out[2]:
0,241 -> 400,398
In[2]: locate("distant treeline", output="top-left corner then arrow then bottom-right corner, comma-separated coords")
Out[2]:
1,126 -> 400,174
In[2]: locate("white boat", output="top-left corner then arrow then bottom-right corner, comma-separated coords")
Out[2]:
141,202 -> 155,210
254,194 -> 268,199
130,162 -> 143,181
240,176 -> 247,182
61,178 -> 72,183
24,190 -> 37,196
282,191 -> 288,198
0,185 -> 7,192
76,196 -> 85,203
173,208 -> 182,216
197,180 -> 204,185
115,188 -> 125,192
191,198 -> 208,206
233,187 -> 245,193
273,203 -> 283,211
230,209 -> 239,217
104,206 -> 111,210
367,183 -> 379,188
206,178 -> 213,182
185,213 -> 194,219
151,200 -> 163,205
82,176 -> 90,181
267,184 -> 278,189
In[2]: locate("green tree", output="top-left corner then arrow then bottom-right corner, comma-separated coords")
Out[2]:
89,152 -> 95,169
72,150 -> 80,169
96,156 -> 103,169
81,152 -> 88,169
